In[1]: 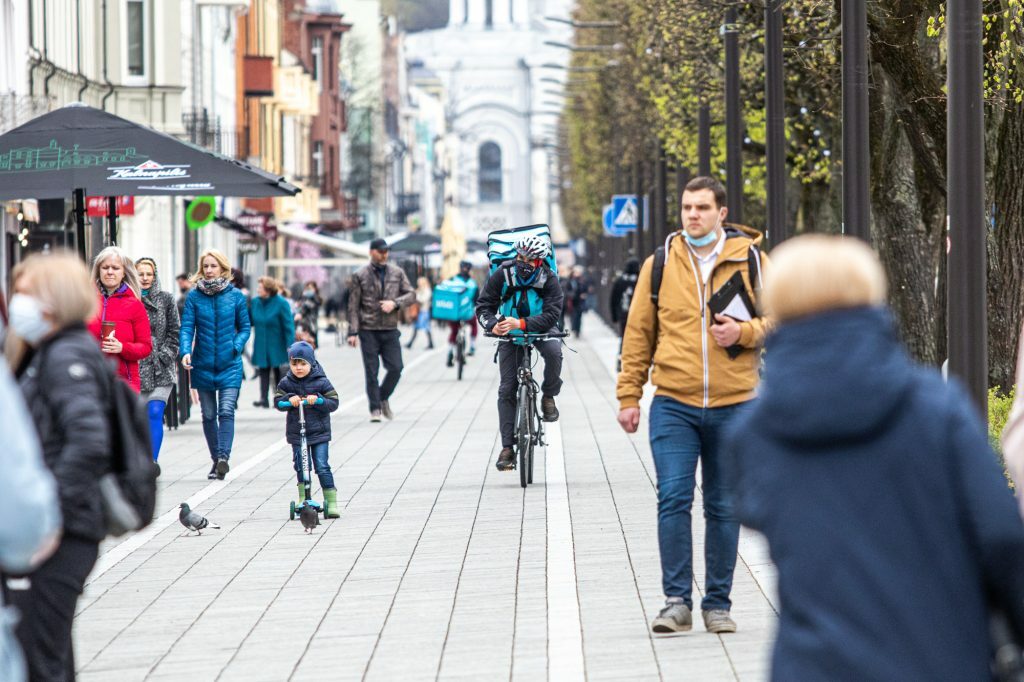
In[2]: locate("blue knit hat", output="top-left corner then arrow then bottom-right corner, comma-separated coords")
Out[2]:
288,341 -> 317,367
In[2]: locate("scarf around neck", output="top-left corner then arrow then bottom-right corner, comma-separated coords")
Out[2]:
197,277 -> 230,296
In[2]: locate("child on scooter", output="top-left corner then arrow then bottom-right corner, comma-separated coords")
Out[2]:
275,341 -> 341,517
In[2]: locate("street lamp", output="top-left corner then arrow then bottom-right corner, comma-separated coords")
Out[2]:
543,40 -> 624,52
842,0 -> 870,241
947,0 -> 987,411
765,0 -> 787,244
723,8 -> 743,222
543,15 -> 620,29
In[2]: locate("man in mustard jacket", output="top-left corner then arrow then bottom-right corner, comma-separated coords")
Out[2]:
616,176 -> 770,636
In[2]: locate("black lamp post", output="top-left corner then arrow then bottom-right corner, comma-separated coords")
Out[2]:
947,0 -> 988,412
765,0 -> 787,244
724,7 -> 743,223
841,0 -> 870,241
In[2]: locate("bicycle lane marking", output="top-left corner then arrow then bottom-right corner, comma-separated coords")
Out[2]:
545,419 -> 586,681
87,348 -> 439,586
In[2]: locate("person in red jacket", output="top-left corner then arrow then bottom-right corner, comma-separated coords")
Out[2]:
87,246 -> 152,392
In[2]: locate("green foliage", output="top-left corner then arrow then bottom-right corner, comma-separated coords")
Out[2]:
989,387 -> 1017,489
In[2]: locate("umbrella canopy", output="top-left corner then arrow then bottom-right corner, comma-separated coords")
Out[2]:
0,103 -> 298,200
388,232 -> 441,255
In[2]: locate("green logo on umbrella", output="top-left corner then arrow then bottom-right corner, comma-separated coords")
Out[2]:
186,196 -> 216,230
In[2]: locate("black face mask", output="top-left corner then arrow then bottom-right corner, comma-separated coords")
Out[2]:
179,288 -> 189,295
515,261 -> 537,281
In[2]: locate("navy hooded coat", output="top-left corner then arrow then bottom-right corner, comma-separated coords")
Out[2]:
726,307 -> 1024,681
275,342 -> 339,446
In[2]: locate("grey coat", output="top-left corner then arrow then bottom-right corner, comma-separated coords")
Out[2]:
139,275 -> 181,393
346,262 -> 415,334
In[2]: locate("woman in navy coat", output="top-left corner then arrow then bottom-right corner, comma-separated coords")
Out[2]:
180,249 -> 251,480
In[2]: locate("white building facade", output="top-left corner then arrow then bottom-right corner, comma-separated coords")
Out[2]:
404,0 -> 572,240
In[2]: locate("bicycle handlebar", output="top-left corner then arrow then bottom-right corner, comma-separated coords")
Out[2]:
484,331 -> 570,341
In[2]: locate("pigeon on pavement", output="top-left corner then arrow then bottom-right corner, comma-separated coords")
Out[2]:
179,503 -> 220,535
299,504 -> 319,533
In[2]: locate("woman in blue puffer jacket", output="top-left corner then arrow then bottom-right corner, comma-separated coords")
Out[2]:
180,249 -> 251,480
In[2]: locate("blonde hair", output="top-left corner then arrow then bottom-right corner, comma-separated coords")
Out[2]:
417,276 -> 431,291
257,276 -> 279,296
193,248 -> 231,282
6,252 -> 99,367
762,234 -> 887,323
92,245 -> 141,299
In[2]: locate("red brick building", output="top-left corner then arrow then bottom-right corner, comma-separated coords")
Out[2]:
283,0 -> 357,230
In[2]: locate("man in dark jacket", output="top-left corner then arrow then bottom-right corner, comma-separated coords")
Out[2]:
346,238 -> 415,421
609,258 -> 640,372
476,235 -> 564,471
275,342 -> 341,517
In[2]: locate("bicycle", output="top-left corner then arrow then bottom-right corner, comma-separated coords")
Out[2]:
486,330 -> 569,488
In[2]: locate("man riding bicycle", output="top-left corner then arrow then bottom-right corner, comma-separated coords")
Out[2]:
476,235 -> 564,472
446,260 -> 480,365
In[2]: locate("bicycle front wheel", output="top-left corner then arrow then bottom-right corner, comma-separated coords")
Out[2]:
516,385 -> 531,488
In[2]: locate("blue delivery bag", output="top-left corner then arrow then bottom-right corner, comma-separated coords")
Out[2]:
431,280 -> 475,322
487,224 -> 557,275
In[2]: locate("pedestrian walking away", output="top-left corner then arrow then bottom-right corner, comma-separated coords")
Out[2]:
86,246 -> 153,393
610,258 -> 640,371
566,266 -> 592,338
6,253 -> 115,682
135,257 -> 181,476
275,341 -> 341,518
406,276 -> 435,350
616,176 -> 770,636
297,281 -> 322,347
346,238 -> 415,422
476,233 -> 564,472
250,276 -> 295,408
179,248 -> 251,480
727,235 -> 1024,680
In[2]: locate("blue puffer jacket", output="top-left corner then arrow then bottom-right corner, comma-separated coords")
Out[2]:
179,284 -> 251,390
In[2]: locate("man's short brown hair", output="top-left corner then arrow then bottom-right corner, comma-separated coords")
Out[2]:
683,176 -> 727,208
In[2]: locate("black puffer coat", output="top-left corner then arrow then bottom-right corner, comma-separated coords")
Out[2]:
140,274 -> 181,393
18,325 -> 112,542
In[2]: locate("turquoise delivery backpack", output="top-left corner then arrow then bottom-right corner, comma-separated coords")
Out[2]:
431,279 -> 475,322
487,224 -> 559,342
487,224 -> 558,275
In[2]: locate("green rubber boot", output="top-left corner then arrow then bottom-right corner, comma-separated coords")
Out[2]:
296,483 -> 307,506
324,488 -> 340,518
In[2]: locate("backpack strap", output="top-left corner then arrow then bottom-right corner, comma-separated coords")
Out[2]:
747,244 -> 763,301
650,231 -> 679,309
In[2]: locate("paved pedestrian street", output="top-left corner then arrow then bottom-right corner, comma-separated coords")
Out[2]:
73,319 -> 778,681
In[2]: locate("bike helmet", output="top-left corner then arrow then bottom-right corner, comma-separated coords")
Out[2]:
514,235 -> 551,261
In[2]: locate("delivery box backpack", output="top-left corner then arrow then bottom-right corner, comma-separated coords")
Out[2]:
487,224 -> 559,342
432,278 -> 476,322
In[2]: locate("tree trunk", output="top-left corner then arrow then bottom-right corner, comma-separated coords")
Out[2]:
988,105 -> 1024,390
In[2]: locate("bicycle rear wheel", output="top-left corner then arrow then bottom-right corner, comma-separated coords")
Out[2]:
516,385 -> 531,488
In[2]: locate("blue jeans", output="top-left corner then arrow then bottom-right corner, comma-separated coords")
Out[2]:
292,442 -> 334,489
198,388 -> 239,460
649,396 -> 746,611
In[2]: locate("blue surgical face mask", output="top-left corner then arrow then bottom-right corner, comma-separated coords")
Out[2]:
9,294 -> 53,345
684,217 -> 722,248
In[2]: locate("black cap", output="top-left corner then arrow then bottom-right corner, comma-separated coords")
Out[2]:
369,238 -> 389,251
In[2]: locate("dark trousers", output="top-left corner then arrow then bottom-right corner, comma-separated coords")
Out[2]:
359,329 -> 404,412
497,340 -> 562,448
12,535 -> 99,682
257,366 -> 282,405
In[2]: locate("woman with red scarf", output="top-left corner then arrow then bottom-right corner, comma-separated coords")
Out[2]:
86,246 -> 152,392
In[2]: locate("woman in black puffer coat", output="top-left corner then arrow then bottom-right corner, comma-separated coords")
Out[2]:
136,257 -> 180,475
6,252 -> 113,682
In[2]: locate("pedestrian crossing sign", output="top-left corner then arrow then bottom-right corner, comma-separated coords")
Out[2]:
611,195 -> 638,232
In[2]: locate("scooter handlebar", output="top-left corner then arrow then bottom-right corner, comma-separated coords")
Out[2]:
277,396 -> 325,409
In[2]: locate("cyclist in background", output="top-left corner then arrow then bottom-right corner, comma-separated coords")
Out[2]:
446,260 -> 480,365
476,236 -> 564,471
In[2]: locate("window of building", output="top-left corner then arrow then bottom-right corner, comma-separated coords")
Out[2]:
485,0 -> 493,27
312,37 -> 324,91
126,0 -> 145,77
313,141 -> 324,186
478,142 -> 502,203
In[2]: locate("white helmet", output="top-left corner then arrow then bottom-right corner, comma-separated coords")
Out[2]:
514,234 -> 551,261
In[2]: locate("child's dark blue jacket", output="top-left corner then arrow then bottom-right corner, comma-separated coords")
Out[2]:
274,344 -> 339,446
726,306 -> 1024,681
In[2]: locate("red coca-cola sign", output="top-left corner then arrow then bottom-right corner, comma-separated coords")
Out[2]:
86,196 -> 135,217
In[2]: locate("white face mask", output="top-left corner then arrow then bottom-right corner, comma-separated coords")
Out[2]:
9,294 -> 53,345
